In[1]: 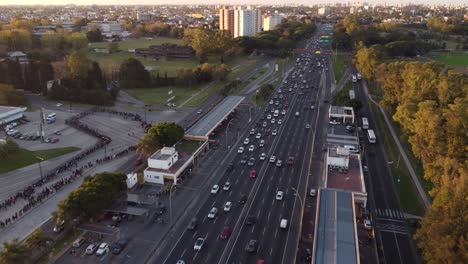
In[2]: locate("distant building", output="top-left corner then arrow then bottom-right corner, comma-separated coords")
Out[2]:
219,6 -> 235,37
318,7 -> 331,16
0,106 -> 27,126
329,105 -> 355,124
263,12 -> 283,31
7,51 -> 28,64
234,6 -> 262,38
137,12 -> 152,22
87,21 -> 124,37
61,21 -> 75,32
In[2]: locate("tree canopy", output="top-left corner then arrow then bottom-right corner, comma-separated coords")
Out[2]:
374,60 -> 467,263
137,122 -> 184,158
119,57 -> 151,89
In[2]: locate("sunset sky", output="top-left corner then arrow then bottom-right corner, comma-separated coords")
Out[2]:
0,0 -> 464,5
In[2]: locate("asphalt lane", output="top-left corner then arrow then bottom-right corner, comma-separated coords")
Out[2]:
161,39 -> 326,264
353,77 -> 420,264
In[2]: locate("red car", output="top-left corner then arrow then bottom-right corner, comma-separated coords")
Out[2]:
219,226 -> 231,240
250,169 -> 257,179
135,157 -> 143,166
287,156 -> 295,166
51,138 -> 59,143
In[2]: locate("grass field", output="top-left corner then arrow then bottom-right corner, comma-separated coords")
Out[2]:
332,54 -> 351,83
431,53 -> 468,66
0,147 -> 80,174
125,85 -> 202,106
89,37 -> 184,50
369,103 -> 426,216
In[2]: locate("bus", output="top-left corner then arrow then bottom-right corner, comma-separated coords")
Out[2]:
367,129 -> 376,144
362,117 -> 369,130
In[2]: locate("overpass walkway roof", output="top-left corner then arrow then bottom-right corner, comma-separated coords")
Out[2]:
185,96 -> 244,140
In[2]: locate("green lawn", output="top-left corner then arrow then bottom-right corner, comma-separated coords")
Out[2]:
369,103 -> 426,216
185,82 -> 224,108
176,139 -> 203,153
431,53 -> 468,66
88,51 -> 199,78
332,54 -> 351,83
233,68 -> 267,95
89,37 -> 184,50
0,147 -> 80,174
125,85 -> 202,106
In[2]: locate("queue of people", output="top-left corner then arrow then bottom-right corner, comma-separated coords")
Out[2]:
0,108 -> 146,230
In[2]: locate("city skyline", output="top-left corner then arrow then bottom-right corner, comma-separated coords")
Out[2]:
0,0 -> 466,6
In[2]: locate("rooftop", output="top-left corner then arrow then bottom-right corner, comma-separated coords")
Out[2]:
326,125 -> 359,148
329,105 -> 354,116
150,147 -> 176,160
185,96 -> 244,139
146,149 -> 191,175
313,189 -> 358,264
0,106 -> 27,119
326,154 -> 365,193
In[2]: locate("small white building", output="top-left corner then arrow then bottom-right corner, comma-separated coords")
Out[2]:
329,105 -> 355,124
126,173 -> 138,189
144,147 -> 186,185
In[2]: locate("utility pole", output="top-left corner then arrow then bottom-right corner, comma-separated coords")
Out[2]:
39,108 -> 44,143
36,156 -> 44,180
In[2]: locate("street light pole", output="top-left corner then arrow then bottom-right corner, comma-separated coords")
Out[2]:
225,119 -> 233,149
290,187 -> 304,210
36,156 -> 44,180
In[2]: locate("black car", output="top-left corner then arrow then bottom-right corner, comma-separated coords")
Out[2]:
110,239 -> 128,255
245,239 -> 258,253
226,164 -> 234,172
246,215 -> 256,225
240,156 -> 247,165
187,218 -> 198,231
239,194 -> 247,204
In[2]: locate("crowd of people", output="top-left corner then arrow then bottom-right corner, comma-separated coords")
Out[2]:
0,108 -> 145,230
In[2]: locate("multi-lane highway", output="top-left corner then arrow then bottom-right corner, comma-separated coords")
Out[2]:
160,27 -> 331,264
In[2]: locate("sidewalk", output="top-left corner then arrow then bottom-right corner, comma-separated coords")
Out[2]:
362,80 -> 431,210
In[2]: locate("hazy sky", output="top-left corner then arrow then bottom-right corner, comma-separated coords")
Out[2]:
0,0 -> 464,5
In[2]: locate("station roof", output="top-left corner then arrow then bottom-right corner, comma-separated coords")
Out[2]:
185,96 -> 244,139
313,189 -> 358,264
326,153 -> 365,193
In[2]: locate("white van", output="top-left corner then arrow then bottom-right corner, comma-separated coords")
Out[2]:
73,237 -> 86,248
47,113 -> 57,119
280,219 -> 288,229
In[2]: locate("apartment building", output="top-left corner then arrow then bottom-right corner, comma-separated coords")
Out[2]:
233,6 -> 262,38
263,12 -> 283,31
219,6 -> 234,36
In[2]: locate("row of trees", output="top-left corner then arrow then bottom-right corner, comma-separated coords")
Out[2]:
0,59 -> 54,94
48,51 -> 118,105
356,54 -> 467,262
0,229 -> 51,264
0,84 -> 28,106
118,57 -> 231,89
54,172 -> 127,222
426,16 -> 468,35
331,82 -> 362,111
332,14 -> 450,54
136,122 -> 184,158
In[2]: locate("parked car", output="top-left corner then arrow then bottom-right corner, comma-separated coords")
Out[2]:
110,239 -> 128,255
95,242 -> 108,256
85,243 -> 98,255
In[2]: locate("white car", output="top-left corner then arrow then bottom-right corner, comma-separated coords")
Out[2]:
194,238 -> 205,251
250,129 -> 255,135
281,110 -> 286,115
278,119 -> 282,125
262,122 -> 267,127
276,160 -> 283,167
276,191 -> 284,201
271,118 -> 276,124
56,103 -> 63,107
260,153 -> 266,160
269,156 -> 277,163
223,181 -> 231,191
267,115 -> 272,120
95,242 -> 108,256
85,244 -> 98,255
255,133 -> 261,139
238,147 -> 245,153
364,219 -> 372,230
208,207 -> 218,219
224,201 -> 232,212
259,139 -> 265,147
248,145 -> 255,152
305,123 -> 310,129
269,100 -> 274,105
211,185 -> 220,194
272,130 -> 277,136
329,120 -> 340,125
244,138 -> 250,145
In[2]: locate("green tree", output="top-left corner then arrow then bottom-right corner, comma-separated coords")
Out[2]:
353,45 -> 382,80
118,58 -> 151,89
0,238 -> 29,264
214,64 -> 231,81
66,51 -> 91,78
25,228 -> 50,250
67,32 -> 88,50
41,32 -> 64,50
137,122 -> 184,158
86,27 -> 103,42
